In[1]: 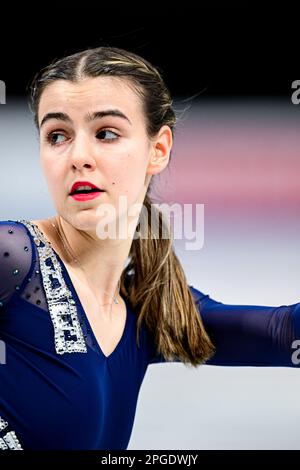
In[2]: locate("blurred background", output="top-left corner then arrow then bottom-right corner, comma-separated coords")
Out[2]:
1,5 -> 300,449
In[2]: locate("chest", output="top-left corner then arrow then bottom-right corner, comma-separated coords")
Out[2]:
64,266 -> 127,358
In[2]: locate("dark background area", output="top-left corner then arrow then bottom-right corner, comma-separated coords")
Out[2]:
0,4 -> 298,99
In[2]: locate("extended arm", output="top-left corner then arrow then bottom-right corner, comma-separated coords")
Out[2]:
149,285 -> 300,367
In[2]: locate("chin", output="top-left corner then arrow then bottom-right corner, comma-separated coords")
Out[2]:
60,212 -> 97,229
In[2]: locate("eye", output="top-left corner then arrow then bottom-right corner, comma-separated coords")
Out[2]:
96,129 -> 119,142
46,132 -> 67,146
45,128 -> 120,147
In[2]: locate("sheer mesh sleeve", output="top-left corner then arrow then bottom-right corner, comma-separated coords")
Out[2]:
148,285 -> 300,367
0,220 -> 33,309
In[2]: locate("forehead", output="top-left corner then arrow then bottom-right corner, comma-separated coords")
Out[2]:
38,76 -> 142,123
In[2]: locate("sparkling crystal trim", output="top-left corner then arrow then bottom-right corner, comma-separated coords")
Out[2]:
0,415 -> 23,450
0,431 -> 23,450
0,417 -> 8,432
0,438 -> 8,450
17,219 -> 87,355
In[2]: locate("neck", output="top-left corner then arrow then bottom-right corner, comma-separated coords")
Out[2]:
48,214 -> 136,304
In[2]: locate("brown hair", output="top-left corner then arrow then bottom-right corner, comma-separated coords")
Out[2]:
28,46 -> 215,367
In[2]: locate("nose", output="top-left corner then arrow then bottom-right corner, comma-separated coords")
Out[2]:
69,131 -> 96,170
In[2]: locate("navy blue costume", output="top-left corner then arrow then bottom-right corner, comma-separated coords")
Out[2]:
0,219 -> 299,450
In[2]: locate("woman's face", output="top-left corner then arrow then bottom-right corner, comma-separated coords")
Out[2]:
38,76 -> 170,235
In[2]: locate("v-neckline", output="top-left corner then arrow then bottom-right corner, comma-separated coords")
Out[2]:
25,219 -> 130,361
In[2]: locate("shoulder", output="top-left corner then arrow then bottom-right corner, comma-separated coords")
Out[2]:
0,219 -> 33,253
188,285 -> 211,304
0,220 -> 34,307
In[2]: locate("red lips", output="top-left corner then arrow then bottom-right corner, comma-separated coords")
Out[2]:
69,181 -> 104,195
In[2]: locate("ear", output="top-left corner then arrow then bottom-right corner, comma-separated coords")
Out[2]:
146,125 -> 173,176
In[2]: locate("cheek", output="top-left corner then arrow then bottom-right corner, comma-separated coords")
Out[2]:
40,153 -> 65,195
110,157 -> 148,204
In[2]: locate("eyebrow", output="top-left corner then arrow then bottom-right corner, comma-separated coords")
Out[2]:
39,109 -> 132,128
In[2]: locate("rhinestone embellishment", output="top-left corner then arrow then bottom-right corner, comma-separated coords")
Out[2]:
0,418 -> 8,432
17,219 -> 87,355
0,415 -> 23,450
0,431 -> 23,450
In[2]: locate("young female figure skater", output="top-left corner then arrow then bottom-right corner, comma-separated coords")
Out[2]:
0,46 -> 299,450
